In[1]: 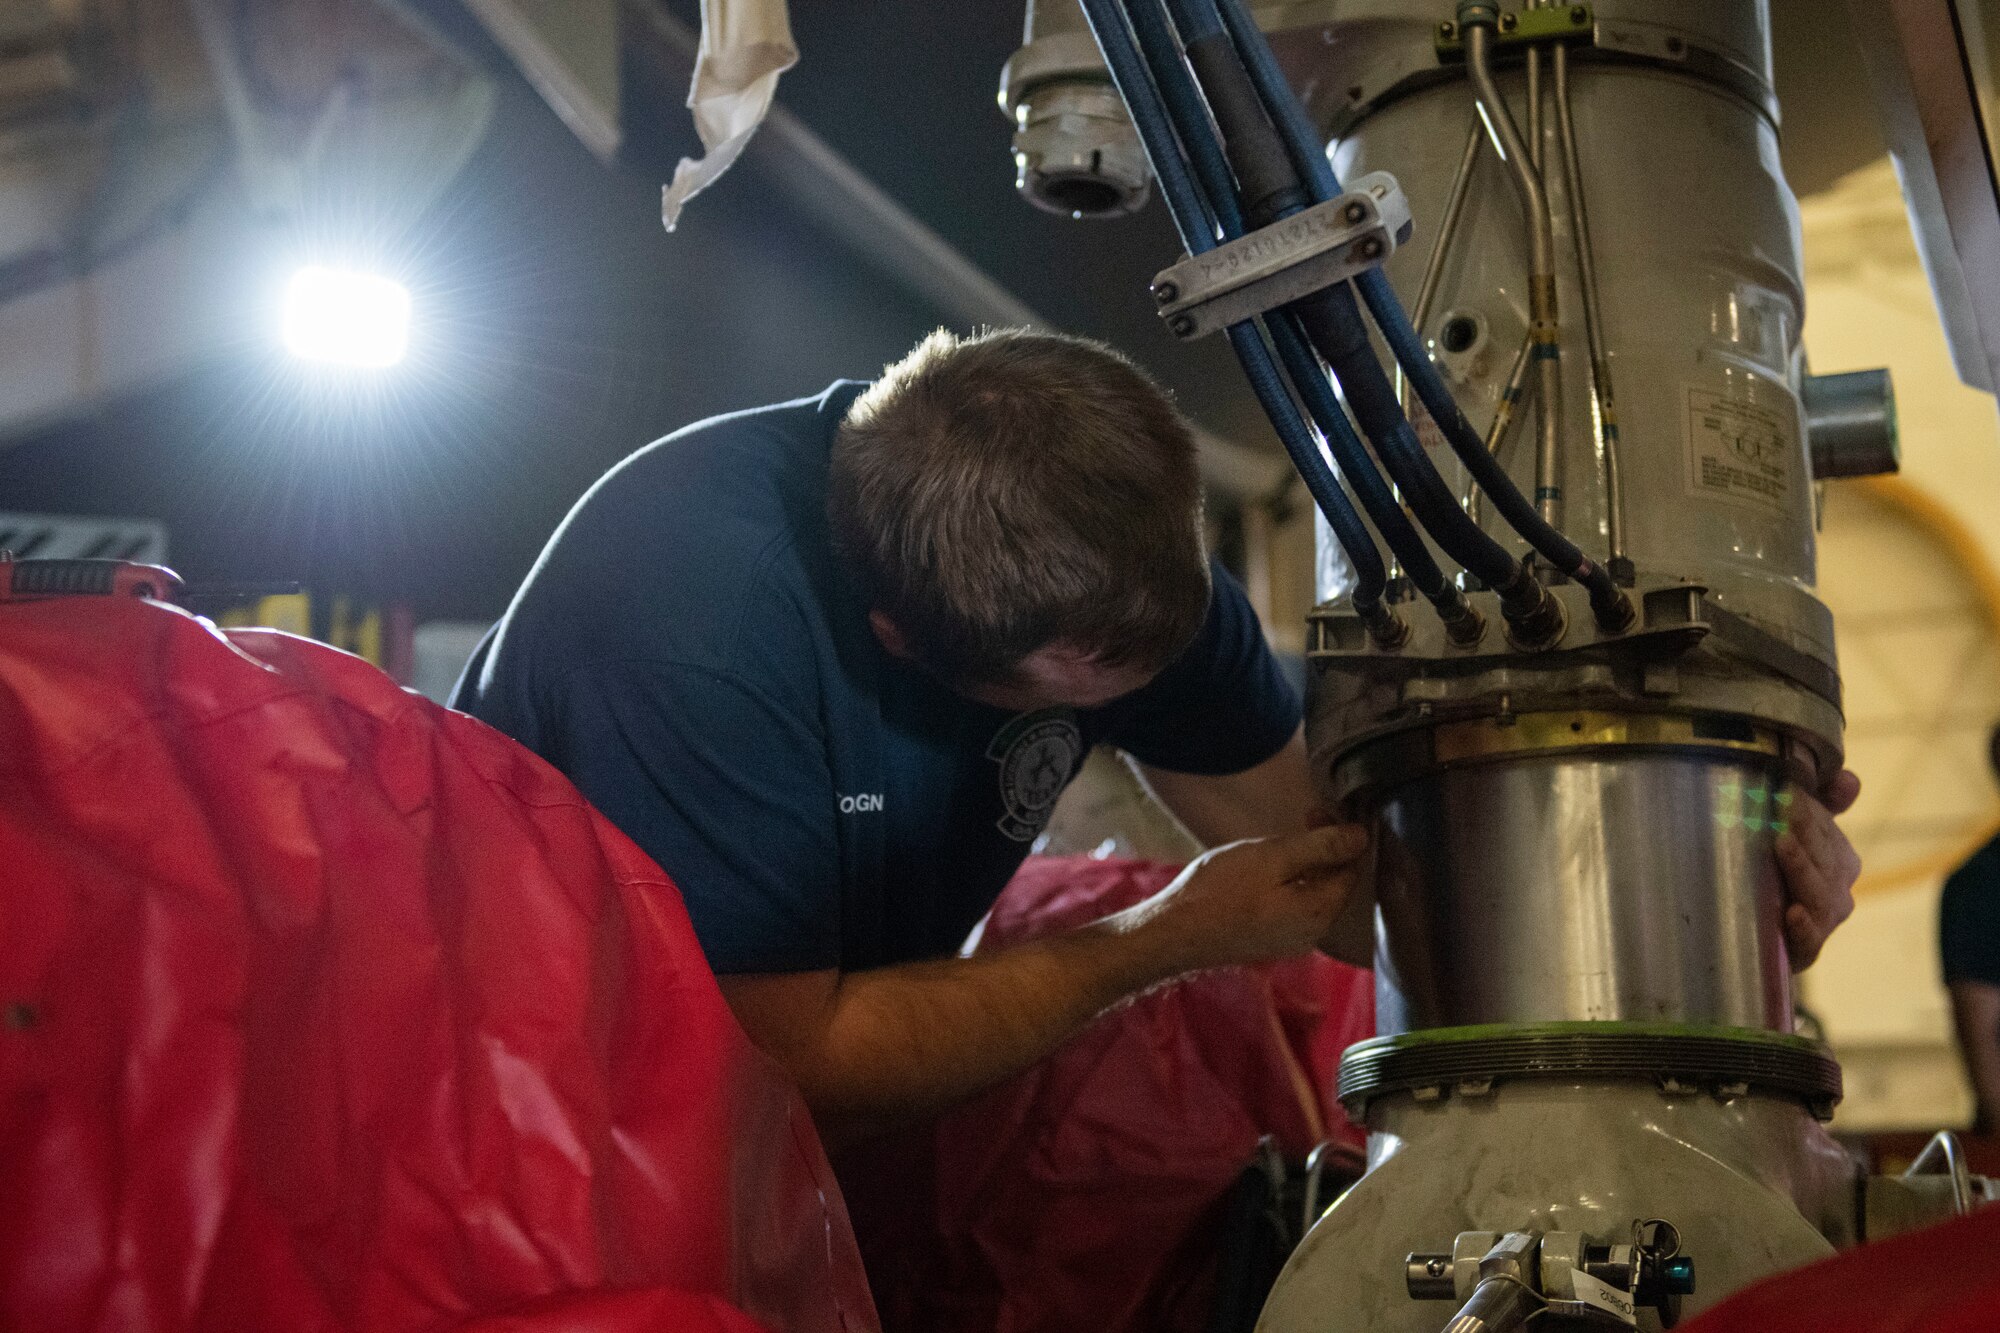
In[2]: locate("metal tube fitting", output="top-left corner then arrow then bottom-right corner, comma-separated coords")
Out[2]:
1362,599 -> 1414,650
1464,19 -> 1564,531
1587,574 -> 1636,632
1495,565 -> 1566,649
1554,41 -> 1629,561
1438,587 -> 1489,648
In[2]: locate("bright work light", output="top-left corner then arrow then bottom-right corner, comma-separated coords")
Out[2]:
282,266 -> 411,368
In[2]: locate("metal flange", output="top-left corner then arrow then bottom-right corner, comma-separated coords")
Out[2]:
1338,1022 -> 1844,1121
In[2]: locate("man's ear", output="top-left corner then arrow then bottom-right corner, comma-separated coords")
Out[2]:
868,610 -> 911,659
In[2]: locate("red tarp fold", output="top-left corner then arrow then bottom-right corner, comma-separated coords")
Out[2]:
0,598 -> 878,1333
1681,1204 -> 2000,1333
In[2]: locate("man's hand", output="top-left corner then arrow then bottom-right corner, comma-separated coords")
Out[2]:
1115,823 -> 1371,975
1777,769 -> 1862,970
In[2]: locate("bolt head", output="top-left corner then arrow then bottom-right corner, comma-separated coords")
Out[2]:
1571,5 -> 1588,23
1438,20 -> 1456,37
1359,237 -> 1385,260
1343,200 -> 1367,224
1153,281 -> 1178,304
1499,13 -> 1517,33
1168,314 -> 1196,337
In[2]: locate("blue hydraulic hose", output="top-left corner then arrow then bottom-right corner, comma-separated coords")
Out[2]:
1211,0 -> 1632,625
1074,0 -> 1212,257
1149,0 -> 1528,607
1123,0 -> 1242,237
1264,310 -> 1451,597
1163,0 -> 1226,42
1074,0 -> 1397,628
1140,0 -> 1492,602
1125,0 -> 1451,603
1223,322 -> 1397,623
1121,0 -> 1454,628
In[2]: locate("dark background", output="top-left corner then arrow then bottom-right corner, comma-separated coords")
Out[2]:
0,0 -> 1886,621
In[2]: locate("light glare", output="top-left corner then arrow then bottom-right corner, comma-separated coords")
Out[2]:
283,266 -> 410,368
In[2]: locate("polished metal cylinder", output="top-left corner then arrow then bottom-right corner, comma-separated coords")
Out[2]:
1803,368 -> 1899,479
1297,0 -> 1830,1043
1370,750 -> 1794,1034
1406,1255 -> 1458,1300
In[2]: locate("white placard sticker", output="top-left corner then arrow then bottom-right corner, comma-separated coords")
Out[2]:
1683,383 -> 1797,515
1570,1269 -> 1639,1325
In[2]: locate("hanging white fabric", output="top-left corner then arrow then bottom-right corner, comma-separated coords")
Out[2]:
660,0 -> 798,230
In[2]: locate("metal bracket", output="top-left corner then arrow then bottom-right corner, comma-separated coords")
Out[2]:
1406,1223 -> 1691,1328
1436,5 -> 1596,60
1149,172 -> 1412,341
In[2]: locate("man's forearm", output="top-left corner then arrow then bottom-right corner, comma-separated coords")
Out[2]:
790,915 -> 1184,1140
718,827 -> 1366,1146
1138,727 -> 1313,847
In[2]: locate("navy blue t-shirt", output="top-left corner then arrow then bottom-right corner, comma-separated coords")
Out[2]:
1942,834 -> 2000,987
451,382 -> 1301,975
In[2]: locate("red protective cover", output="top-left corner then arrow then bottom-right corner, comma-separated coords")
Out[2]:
0,598 -> 879,1333
839,855 -> 1375,1333
1680,1205 -> 2000,1333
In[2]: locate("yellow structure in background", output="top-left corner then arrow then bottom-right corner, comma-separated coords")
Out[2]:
213,593 -> 388,668
328,596 -> 384,669
214,594 -> 311,637
1830,478 -> 2000,897
1801,157 -> 2000,1131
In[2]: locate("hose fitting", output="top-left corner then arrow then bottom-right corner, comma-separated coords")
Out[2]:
1496,566 -> 1567,650
1584,562 -> 1637,633
1360,599 -> 1413,651
1456,1 -> 1501,26
1435,587 -> 1489,648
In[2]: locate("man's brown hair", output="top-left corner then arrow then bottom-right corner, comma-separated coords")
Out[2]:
828,328 -> 1210,686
